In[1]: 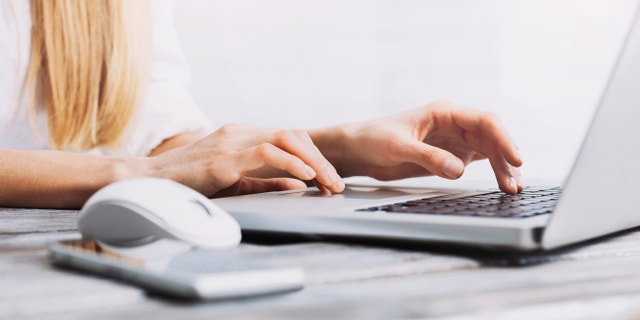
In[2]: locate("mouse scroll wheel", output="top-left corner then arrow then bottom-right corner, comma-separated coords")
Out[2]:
190,199 -> 213,217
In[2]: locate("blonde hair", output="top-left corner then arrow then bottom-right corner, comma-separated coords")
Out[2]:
26,0 -> 151,151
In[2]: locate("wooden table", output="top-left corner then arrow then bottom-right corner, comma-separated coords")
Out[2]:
4,206 -> 640,319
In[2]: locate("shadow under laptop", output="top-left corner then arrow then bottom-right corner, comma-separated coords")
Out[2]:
241,225 -> 640,267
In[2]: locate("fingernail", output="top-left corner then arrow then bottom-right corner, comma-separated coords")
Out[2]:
303,165 -> 316,180
325,166 -> 342,185
515,148 -> 522,162
443,159 -> 463,179
327,166 -> 345,192
509,177 -> 517,193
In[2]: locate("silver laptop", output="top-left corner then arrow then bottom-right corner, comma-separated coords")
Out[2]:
213,7 -> 640,251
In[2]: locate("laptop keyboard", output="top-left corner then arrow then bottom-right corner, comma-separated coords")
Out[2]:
357,187 -> 561,219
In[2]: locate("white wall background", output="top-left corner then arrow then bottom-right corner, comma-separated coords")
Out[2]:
173,0 -> 637,183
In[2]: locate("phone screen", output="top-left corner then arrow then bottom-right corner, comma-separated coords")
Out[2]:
49,239 -> 305,300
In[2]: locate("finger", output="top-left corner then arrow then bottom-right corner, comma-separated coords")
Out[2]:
464,132 -> 520,194
236,177 -> 308,195
395,138 -> 465,180
214,177 -> 307,197
514,167 -> 524,193
491,161 -> 520,194
447,107 -> 522,167
268,130 -> 344,193
312,179 -> 332,194
237,143 -> 318,182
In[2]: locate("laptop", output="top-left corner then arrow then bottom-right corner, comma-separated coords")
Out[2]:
213,7 -> 640,252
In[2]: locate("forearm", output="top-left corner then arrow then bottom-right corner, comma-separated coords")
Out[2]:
0,149 -> 148,208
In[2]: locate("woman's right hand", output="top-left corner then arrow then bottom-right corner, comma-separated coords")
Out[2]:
146,124 -> 345,198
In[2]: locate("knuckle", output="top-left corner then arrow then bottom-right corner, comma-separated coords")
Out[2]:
216,148 -> 234,157
227,172 -> 242,182
217,123 -> 241,135
291,129 -> 311,140
429,99 -> 456,114
427,101 -> 454,120
483,111 -> 499,121
254,143 -> 275,158
480,111 -> 501,129
431,98 -> 454,109
272,130 -> 289,144
420,148 -> 436,164
273,129 -> 305,147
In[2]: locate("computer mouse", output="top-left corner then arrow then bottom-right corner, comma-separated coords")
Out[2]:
78,178 -> 241,249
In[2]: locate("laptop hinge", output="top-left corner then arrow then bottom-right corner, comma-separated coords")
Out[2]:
532,226 -> 545,244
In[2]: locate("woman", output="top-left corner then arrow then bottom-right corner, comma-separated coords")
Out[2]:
0,0 -> 523,209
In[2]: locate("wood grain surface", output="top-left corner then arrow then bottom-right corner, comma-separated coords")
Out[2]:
3,208 -> 640,319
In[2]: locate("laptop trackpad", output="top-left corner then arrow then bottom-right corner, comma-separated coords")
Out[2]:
281,186 -> 440,200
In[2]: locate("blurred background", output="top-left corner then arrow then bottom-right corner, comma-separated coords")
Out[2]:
172,0 -> 637,183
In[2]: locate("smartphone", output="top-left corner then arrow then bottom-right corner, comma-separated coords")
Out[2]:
48,239 -> 305,300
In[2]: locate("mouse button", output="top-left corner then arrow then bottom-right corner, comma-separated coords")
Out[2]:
169,183 -> 230,218
79,201 -> 169,244
189,198 -> 233,220
189,199 -> 212,216
162,201 -> 221,234
168,208 -> 240,246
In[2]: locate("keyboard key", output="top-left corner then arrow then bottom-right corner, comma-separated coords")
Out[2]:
356,187 -> 562,219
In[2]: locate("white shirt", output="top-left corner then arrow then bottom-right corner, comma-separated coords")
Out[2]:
0,0 -> 212,156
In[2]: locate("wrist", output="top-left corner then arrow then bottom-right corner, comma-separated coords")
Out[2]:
111,156 -> 156,182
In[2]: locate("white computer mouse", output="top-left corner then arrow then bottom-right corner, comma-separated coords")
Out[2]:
78,178 -> 241,249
